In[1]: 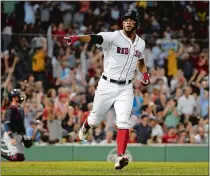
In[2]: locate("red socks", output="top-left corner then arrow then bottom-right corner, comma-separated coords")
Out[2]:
116,129 -> 129,156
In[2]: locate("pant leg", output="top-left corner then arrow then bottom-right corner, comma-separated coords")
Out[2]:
3,133 -> 19,155
16,135 -> 24,154
87,78 -> 117,127
114,84 -> 134,129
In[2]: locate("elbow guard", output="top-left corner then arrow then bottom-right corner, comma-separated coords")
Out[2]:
90,35 -> 103,45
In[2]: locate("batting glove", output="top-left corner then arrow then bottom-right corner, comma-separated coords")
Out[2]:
63,36 -> 79,46
141,72 -> 150,86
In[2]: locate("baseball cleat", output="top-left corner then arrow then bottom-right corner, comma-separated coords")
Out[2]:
79,123 -> 89,140
1,148 -> 9,154
114,156 -> 129,170
1,148 -> 10,160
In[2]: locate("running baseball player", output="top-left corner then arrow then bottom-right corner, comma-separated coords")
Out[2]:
64,9 -> 150,170
1,89 -> 32,161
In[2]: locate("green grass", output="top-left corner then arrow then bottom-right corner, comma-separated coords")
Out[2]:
1,162 -> 208,175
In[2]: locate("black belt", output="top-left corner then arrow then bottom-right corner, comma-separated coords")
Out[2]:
102,75 -> 132,85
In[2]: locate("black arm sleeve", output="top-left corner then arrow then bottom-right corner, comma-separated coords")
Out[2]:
4,108 -> 12,122
90,35 -> 103,45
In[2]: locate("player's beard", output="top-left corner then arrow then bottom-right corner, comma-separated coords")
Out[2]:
123,25 -> 136,36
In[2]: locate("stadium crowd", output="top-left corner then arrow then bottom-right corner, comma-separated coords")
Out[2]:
1,1 -> 209,145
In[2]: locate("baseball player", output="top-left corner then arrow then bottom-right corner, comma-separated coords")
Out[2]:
1,89 -> 32,161
64,9 -> 150,169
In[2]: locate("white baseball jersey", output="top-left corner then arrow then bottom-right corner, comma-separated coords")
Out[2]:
96,30 -> 145,80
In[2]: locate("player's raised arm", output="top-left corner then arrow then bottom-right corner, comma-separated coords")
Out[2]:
63,35 -> 103,46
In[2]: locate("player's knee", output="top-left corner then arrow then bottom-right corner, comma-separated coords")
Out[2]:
87,117 -> 102,128
117,120 -> 131,129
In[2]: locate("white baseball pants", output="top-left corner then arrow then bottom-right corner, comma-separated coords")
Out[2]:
87,77 -> 134,129
3,132 -> 24,155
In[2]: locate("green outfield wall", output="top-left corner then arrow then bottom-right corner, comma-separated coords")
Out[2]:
2,144 -> 208,162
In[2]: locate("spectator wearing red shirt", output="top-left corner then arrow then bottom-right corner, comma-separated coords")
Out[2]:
189,52 -> 208,88
162,127 -> 178,143
42,98 -> 54,121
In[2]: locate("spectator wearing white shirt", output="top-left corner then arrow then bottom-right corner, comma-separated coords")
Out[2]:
24,2 -> 35,25
177,86 -> 197,123
149,116 -> 163,143
194,127 -> 208,144
2,20 -> 12,51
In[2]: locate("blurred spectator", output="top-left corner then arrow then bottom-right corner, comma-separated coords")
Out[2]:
162,127 -> 178,143
163,98 -> 180,128
65,47 -> 76,69
111,5 -> 120,21
144,43 -> 154,71
149,117 -> 163,141
198,87 -> 209,118
184,121 -> 195,143
93,123 -> 105,143
73,11 -> 85,26
141,104 -> 155,119
55,60 -> 71,87
128,130 -> 137,143
188,52 -> 208,87
194,127 -> 208,144
54,23 -> 66,44
26,120 -> 43,142
86,84 -> 96,104
150,15 -> 160,32
24,2 -> 35,25
40,2 -> 50,31
132,88 -> 143,116
24,103 -> 34,129
100,131 -> 115,144
81,102 -> 93,124
177,86 -> 197,123
133,115 -> 151,144
62,106 -> 78,133
2,20 -> 12,51
167,49 -> 178,84
154,93 -> 167,114
32,38 -> 47,83
177,130 -> 188,144
51,3 -> 63,25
